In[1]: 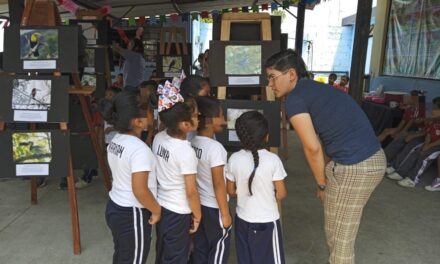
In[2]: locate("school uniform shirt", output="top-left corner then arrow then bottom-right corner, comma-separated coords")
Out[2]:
152,130 -> 198,214
226,149 -> 287,223
427,121 -> 440,142
190,135 -> 228,209
108,133 -> 157,208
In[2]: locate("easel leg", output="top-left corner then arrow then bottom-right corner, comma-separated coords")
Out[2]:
31,177 -> 38,205
67,158 -> 81,254
77,94 -> 112,191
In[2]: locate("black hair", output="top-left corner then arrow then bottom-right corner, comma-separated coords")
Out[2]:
235,111 -> 269,196
196,96 -> 221,131
138,80 -> 158,108
433,97 -> 440,108
180,75 -> 206,97
139,80 -> 158,88
131,38 -> 144,54
117,73 -> 123,77
159,102 -> 194,135
100,91 -> 149,133
107,86 -> 121,95
329,73 -> 337,79
410,90 -> 423,96
265,49 -> 309,80
341,75 -> 350,81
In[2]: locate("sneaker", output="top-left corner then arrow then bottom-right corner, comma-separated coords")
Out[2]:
387,172 -> 403,180
398,177 -> 416,188
386,166 -> 395,175
75,179 -> 90,189
425,178 -> 440,192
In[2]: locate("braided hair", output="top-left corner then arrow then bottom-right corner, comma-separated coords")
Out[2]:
235,111 -> 269,195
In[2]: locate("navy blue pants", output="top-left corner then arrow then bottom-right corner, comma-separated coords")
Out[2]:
235,215 -> 285,264
155,207 -> 191,264
192,206 -> 232,264
105,199 -> 152,264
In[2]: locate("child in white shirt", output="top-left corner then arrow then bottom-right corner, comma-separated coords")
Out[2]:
226,111 -> 287,264
100,91 -> 160,264
191,97 -> 231,264
152,81 -> 201,264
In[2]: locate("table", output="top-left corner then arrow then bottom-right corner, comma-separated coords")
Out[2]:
361,101 -> 403,135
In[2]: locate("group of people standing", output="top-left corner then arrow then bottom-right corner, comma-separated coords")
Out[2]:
100,48 -> 389,264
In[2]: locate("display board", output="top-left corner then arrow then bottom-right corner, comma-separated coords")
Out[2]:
3,25 -> 78,73
209,40 -> 280,87
0,75 -> 69,123
216,100 -> 281,147
156,54 -> 190,78
0,130 -> 70,178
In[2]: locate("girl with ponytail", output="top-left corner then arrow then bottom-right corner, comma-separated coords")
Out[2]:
226,111 -> 287,264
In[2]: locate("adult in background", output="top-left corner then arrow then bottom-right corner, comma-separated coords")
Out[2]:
265,49 -> 386,264
112,38 -> 146,92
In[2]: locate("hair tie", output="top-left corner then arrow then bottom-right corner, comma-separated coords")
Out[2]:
157,81 -> 184,112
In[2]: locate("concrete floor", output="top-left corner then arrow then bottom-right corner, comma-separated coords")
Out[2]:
1,132 -> 439,264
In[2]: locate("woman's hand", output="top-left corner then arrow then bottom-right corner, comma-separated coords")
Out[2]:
221,213 -> 232,229
316,189 -> 325,205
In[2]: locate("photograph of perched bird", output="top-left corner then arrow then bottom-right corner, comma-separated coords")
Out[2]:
20,29 -> 59,60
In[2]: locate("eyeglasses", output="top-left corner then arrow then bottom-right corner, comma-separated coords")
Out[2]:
267,71 -> 288,83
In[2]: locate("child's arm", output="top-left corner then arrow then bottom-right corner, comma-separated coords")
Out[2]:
104,127 -> 115,134
212,165 -> 232,228
273,180 -> 287,201
226,180 -> 237,197
132,172 -> 161,224
184,174 -> 202,233
405,130 -> 426,143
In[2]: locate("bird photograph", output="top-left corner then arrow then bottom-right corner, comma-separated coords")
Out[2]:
20,29 -> 59,60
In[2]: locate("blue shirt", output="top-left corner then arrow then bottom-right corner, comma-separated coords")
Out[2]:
122,50 -> 146,88
286,79 -> 380,165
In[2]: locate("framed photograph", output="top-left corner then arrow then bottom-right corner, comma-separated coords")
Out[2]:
81,73 -> 106,99
156,55 -> 190,78
216,100 -> 281,147
209,40 -> 280,87
0,130 -> 70,178
0,75 -> 69,123
3,25 -> 78,73
20,29 -> 59,60
84,46 -> 106,74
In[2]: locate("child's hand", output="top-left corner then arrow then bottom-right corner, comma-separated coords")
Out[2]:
221,213 -> 232,229
149,207 -> 161,225
189,216 -> 201,234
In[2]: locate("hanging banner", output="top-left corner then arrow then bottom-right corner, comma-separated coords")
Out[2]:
384,0 -> 440,79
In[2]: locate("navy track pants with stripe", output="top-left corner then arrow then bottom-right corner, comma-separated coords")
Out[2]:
192,205 -> 231,264
105,199 -> 152,264
155,207 -> 191,264
235,215 -> 285,264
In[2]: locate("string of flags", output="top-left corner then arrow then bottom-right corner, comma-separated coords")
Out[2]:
57,1 -> 322,27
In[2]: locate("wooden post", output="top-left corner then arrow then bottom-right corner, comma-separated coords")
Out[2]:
349,0 -> 373,103
295,0 -> 306,55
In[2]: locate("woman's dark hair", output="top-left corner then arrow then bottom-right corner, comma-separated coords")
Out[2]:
99,91 -> 149,133
265,49 -> 309,80
131,38 -> 144,54
196,96 -> 221,131
159,102 -> 194,135
180,75 -> 206,97
139,80 -> 158,108
235,111 -> 269,196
